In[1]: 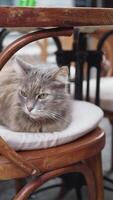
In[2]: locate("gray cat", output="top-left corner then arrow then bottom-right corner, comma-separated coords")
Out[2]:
0,57 -> 72,133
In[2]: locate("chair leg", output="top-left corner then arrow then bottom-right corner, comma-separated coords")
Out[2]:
76,188 -> 82,200
55,173 -> 84,200
15,178 -> 27,193
13,162 -> 96,200
54,184 -> 68,200
86,153 -> 104,200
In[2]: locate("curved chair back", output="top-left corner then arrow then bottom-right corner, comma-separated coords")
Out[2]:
0,27 -> 73,70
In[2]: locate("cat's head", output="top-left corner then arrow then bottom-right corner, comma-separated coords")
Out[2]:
15,57 -> 70,121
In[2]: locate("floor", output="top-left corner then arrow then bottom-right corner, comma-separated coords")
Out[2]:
1,31 -> 113,200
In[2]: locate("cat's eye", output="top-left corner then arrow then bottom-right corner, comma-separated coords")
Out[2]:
20,90 -> 27,97
38,93 -> 48,99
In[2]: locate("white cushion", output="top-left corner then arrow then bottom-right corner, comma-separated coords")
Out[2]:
0,101 -> 103,151
83,77 -> 113,111
70,77 -> 113,111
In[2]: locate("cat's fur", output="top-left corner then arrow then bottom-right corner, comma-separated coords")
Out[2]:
0,57 -> 72,132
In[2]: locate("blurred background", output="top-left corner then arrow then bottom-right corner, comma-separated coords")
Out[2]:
1,1 -> 113,200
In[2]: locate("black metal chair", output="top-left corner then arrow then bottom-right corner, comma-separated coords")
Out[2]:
53,29 -> 113,195
52,30 -> 103,199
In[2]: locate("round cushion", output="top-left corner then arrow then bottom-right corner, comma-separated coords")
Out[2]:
0,101 -> 103,151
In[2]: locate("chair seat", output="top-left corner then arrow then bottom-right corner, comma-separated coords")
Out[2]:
0,127 -> 105,180
70,77 -> 113,111
0,101 -> 103,151
83,77 -> 113,111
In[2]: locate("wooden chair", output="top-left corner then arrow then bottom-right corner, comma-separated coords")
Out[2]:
0,27 -> 105,200
0,128 -> 104,200
68,29 -> 113,191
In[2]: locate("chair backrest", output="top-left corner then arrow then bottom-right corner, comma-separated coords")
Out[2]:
0,29 -> 9,52
84,50 -> 103,105
0,27 -> 73,70
53,31 -> 103,105
75,29 -> 113,105
85,30 -> 113,105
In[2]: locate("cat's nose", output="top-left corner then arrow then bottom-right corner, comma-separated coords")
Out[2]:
27,105 -> 33,112
27,103 -> 33,112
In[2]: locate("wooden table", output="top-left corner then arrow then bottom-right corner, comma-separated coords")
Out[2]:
1,7 -> 113,28
0,6 -> 113,63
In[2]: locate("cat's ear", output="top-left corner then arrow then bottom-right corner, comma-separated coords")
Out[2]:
54,66 -> 68,84
14,57 -> 32,75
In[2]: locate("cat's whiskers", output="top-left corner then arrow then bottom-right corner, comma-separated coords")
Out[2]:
47,111 -> 69,124
50,112 -> 70,123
